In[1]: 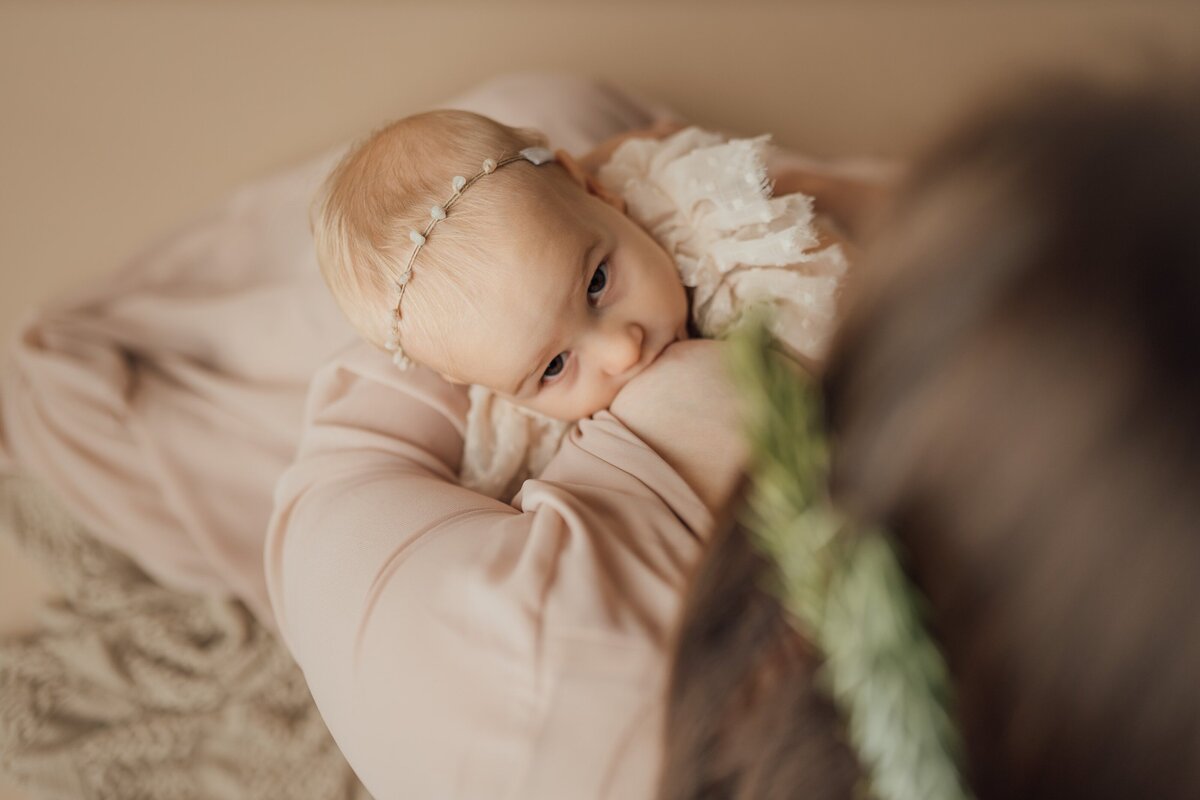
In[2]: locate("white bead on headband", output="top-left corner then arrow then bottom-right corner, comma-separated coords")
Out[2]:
385,145 -> 558,368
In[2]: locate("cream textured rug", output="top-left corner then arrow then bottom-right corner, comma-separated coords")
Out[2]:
0,474 -> 370,799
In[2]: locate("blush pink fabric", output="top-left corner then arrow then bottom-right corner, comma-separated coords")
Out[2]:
0,72 -> 681,627
267,340 -> 715,798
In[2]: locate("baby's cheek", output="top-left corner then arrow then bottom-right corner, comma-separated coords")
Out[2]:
663,261 -> 689,316
511,379 -> 625,423
569,384 -> 622,422
512,392 -> 595,424
599,384 -> 623,414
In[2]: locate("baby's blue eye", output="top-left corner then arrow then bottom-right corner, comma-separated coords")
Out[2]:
542,353 -> 566,381
587,261 -> 609,302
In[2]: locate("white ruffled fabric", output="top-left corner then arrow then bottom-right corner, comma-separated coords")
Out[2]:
460,126 -> 849,500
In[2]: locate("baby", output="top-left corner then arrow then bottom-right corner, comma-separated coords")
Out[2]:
312,110 -> 858,496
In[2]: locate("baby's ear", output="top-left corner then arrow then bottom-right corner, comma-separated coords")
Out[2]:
554,149 -> 627,214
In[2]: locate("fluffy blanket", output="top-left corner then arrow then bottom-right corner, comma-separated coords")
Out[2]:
0,473 -> 370,799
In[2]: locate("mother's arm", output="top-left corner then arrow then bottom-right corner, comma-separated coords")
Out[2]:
264,339 -> 745,800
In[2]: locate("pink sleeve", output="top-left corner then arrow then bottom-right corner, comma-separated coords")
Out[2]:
264,341 -> 714,800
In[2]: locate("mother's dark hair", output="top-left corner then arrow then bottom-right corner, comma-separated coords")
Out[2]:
660,72 -> 1200,800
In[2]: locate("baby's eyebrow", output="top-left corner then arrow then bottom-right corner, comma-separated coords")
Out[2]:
507,236 -> 602,397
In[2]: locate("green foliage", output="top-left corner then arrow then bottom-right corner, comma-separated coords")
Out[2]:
724,312 -> 971,800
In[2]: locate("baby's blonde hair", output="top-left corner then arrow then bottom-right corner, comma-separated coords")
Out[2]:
311,109 -> 550,368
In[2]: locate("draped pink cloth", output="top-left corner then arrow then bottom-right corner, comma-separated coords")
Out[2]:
0,72 -> 682,627
267,340 -> 715,798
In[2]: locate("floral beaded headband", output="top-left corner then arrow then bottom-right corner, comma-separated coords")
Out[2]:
385,145 -> 558,369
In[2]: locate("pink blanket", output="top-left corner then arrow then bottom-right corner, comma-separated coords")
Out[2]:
0,72 -> 679,626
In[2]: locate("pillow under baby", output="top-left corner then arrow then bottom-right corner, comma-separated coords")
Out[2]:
460,127 -> 849,500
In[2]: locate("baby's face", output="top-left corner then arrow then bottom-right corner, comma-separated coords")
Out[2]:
425,172 -> 689,421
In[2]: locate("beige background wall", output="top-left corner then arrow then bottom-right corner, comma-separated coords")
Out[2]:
4,2 -> 1199,347
0,2 -> 1197,798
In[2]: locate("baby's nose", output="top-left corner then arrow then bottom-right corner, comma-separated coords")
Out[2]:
598,323 -> 644,376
